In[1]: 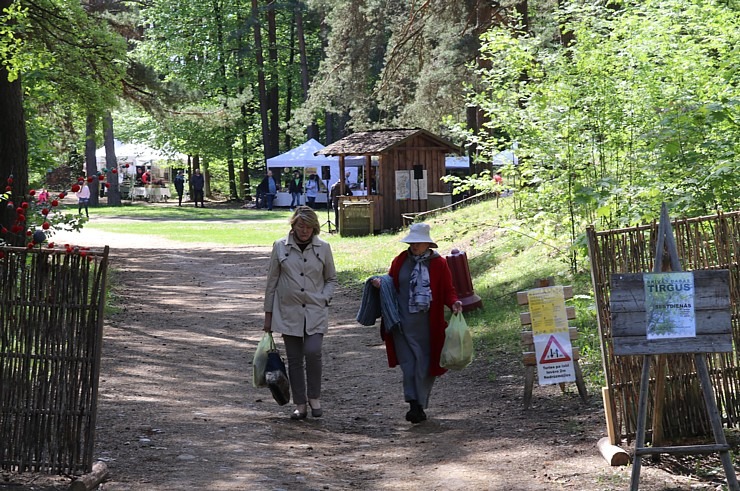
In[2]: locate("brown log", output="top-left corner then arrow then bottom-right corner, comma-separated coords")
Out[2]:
597,437 -> 630,466
69,462 -> 109,491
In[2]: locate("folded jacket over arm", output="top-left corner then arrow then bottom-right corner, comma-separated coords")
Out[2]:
356,275 -> 401,332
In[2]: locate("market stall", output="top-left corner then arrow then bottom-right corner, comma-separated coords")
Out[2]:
266,139 -> 368,207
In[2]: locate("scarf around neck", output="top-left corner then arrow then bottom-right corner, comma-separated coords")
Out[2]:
408,249 -> 436,313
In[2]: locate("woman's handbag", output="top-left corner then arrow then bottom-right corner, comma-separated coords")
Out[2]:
440,312 -> 474,370
264,334 -> 291,405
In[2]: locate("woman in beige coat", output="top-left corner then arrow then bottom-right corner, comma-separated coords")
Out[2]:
263,206 -> 337,419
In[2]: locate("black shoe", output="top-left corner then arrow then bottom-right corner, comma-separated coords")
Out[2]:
405,401 -> 426,424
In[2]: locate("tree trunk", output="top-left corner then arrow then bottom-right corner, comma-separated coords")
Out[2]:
266,0 -> 280,157
251,0 -> 272,160
213,0 -> 238,200
85,112 -> 100,206
203,160 -> 211,198
284,10 -> 295,150
190,155 -> 200,199
0,18 -> 28,244
103,112 -> 121,206
325,111 -> 334,144
295,3 -> 318,140
557,0 -> 575,47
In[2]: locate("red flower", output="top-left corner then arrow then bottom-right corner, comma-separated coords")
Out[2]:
16,214 -> 25,222
42,208 -> 49,215
27,243 -> 34,249
4,186 -> 10,192
98,174 -> 105,181
58,192 -> 66,199
112,168 -> 118,174
87,176 -> 94,183
42,222 -> 50,230
6,178 -> 12,185
105,183 -> 111,188
25,230 -> 32,236
51,200 -> 59,207
21,202 -> 28,208
71,184 -> 80,192
29,189 -> 36,195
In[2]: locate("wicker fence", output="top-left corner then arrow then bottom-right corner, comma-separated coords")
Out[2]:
0,246 -> 109,474
587,211 -> 740,442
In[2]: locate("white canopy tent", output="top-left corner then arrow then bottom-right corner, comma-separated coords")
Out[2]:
493,149 -> 518,167
95,140 -> 187,180
445,155 -> 470,169
265,139 -> 371,207
266,138 -> 367,184
445,150 -> 518,171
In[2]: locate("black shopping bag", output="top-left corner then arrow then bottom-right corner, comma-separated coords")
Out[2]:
265,348 -> 290,406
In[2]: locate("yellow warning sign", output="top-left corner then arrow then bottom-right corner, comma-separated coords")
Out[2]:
527,286 -> 569,334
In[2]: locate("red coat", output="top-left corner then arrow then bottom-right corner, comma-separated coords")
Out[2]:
383,251 -> 459,376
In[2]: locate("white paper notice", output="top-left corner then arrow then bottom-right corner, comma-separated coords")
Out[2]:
643,272 -> 696,340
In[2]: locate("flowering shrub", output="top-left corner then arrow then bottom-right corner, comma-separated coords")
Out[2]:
0,172 -> 110,249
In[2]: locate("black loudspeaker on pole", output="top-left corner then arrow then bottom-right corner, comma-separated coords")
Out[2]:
322,166 -> 331,181
413,164 -> 423,180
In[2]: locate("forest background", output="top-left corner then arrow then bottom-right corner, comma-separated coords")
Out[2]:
1,0 -> 740,267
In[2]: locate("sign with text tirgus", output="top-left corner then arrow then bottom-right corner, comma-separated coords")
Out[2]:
643,272 -> 696,340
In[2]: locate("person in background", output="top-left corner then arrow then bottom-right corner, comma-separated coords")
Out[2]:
371,223 -> 462,424
142,170 -> 151,185
305,173 -> 319,208
37,188 -> 49,203
77,181 -> 91,218
259,170 -> 279,211
174,170 -> 186,206
288,170 -> 303,211
263,206 -> 337,420
191,168 -> 205,207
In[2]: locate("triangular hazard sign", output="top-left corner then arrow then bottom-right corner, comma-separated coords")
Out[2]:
539,335 -> 572,364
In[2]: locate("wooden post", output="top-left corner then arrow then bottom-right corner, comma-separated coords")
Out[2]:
597,386 -> 630,466
69,461 -> 109,491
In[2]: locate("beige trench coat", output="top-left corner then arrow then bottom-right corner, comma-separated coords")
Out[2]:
264,232 -> 337,336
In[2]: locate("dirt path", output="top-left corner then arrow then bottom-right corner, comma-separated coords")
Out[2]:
3,226 -> 719,490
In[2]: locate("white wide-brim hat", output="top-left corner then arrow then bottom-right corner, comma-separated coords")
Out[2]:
400,223 -> 438,248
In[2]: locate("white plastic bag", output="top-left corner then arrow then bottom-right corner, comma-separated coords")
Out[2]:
440,313 -> 474,370
252,332 -> 272,388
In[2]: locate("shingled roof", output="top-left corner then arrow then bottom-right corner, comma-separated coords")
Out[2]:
316,129 -> 461,156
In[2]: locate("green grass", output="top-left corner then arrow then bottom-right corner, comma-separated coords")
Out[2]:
75,204 -> 294,246
83,198 -> 605,388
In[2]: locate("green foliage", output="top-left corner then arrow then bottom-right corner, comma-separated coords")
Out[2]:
466,0 -> 740,258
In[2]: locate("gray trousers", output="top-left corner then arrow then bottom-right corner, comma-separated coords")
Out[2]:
282,331 -> 323,405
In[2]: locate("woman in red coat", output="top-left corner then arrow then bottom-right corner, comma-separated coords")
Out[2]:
373,223 -> 462,423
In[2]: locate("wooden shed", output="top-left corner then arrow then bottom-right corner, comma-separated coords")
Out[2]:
316,128 -> 462,233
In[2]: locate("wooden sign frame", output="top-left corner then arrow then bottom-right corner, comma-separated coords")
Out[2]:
608,204 -> 739,491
